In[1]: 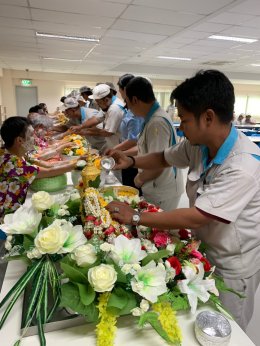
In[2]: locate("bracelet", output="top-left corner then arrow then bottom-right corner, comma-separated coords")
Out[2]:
127,155 -> 136,168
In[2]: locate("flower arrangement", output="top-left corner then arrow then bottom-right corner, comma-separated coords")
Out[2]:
0,188 -> 240,346
62,134 -> 88,156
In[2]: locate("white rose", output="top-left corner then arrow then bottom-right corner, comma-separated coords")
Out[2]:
34,220 -> 67,254
100,242 -> 114,252
57,208 -> 70,216
71,244 -> 97,267
88,264 -> 117,292
131,307 -> 142,316
32,191 -> 55,212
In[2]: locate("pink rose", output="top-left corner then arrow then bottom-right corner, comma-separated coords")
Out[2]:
153,232 -> 171,248
191,250 -> 203,260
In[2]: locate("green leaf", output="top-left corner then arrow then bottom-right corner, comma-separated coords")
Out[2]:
66,199 -> 81,216
60,262 -> 88,284
102,187 -> 115,198
23,235 -> 34,251
174,242 -> 185,254
107,287 -> 137,316
39,215 -> 55,229
139,311 -> 176,345
60,283 -> 98,322
208,294 -> 234,320
76,283 -> 95,306
214,275 -> 245,298
89,175 -> 101,188
141,249 -> 171,266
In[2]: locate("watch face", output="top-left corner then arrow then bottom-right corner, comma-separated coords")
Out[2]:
132,213 -> 140,225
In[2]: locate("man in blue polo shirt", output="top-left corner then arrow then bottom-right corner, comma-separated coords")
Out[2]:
106,70 -> 260,331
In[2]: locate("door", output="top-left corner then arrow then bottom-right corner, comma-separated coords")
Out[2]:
15,86 -> 38,117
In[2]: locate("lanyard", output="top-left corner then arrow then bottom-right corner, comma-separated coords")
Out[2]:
140,101 -> 160,135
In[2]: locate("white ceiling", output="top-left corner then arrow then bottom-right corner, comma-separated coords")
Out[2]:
2,0 -> 260,82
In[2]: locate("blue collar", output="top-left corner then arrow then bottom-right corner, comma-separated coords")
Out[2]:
140,101 -> 160,133
201,124 -> 238,171
111,95 -> 116,104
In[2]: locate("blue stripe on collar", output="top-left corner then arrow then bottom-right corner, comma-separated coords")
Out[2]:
200,124 -> 238,172
213,124 -> 238,164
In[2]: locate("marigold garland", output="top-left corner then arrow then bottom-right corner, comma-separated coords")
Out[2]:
153,301 -> 182,345
96,292 -> 118,346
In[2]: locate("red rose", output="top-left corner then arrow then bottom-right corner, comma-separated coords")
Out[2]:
104,226 -> 115,235
178,229 -> 190,240
153,232 -> 171,248
191,250 -> 203,260
86,215 -> 96,222
138,200 -> 149,209
94,219 -> 102,226
201,257 -> 211,272
84,231 -> 93,240
166,256 -> 182,275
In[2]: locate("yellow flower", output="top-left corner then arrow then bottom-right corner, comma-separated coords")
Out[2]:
96,293 -> 118,346
75,148 -> 85,156
73,139 -> 82,146
94,158 -> 101,170
98,196 -> 108,208
152,301 -> 182,344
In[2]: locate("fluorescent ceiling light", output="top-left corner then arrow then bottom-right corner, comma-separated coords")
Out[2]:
251,63 -> 260,67
157,56 -> 191,61
43,57 -> 83,62
36,32 -> 100,43
209,35 -> 257,43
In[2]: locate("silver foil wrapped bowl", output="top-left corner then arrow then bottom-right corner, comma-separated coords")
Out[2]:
195,311 -> 232,346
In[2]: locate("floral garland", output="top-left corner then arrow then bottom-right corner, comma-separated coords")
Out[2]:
0,188 -> 240,346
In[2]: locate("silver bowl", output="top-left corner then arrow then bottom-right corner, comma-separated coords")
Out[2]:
195,311 -> 232,346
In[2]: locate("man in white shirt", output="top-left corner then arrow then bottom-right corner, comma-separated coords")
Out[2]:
106,70 -> 260,330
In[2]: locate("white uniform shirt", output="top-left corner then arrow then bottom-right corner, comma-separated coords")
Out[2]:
164,126 -> 260,279
138,106 -> 184,207
103,97 -> 125,149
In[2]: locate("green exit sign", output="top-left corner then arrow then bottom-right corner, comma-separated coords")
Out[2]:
21,79 -> 32,86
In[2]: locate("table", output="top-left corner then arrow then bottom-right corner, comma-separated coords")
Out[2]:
0,174 -> 256,346
0,260 -> 255,346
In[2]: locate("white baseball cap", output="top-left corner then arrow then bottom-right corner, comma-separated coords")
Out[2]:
88,84 -> 110,100
63,97 -> 79,109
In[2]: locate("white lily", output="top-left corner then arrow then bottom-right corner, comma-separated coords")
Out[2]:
177,262 -> 218,314
1,205 -> 42,235
111,234 -> 146,266
131,261 -> 167,303
59,221 -> 86,253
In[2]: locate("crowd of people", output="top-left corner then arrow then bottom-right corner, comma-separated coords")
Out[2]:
0,70 -> 260,332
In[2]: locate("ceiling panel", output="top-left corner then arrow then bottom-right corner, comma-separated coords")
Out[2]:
0,4 -> 30,19
132,0 -> 235,15
111,19 -> 182,36
121,5 -> 203,26
0,0 -> 260,81
29,0 -> 127,17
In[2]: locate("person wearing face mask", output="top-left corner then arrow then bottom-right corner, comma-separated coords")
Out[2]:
0,116 -> 79,221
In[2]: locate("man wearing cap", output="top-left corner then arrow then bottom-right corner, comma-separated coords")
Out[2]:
63,97 -> 106,151
79,86 -> 99,110
84,84 -> 125,150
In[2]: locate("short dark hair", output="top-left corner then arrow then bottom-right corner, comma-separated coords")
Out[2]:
117,74 -> 135,89
172,70 -> 235,124
1,116 -> 30,148
29,105 -> 42,113
126,77 -> 155,103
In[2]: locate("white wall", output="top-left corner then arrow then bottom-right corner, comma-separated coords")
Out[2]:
1,68 -> 260,119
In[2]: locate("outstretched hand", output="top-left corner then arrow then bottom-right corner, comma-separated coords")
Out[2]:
106,201 -> 135,224
106,150 -> 134,170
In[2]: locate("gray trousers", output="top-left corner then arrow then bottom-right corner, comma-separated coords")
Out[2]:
219,269 -> 260,331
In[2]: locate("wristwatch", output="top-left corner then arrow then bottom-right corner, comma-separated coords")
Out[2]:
132,212 -> 141,226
